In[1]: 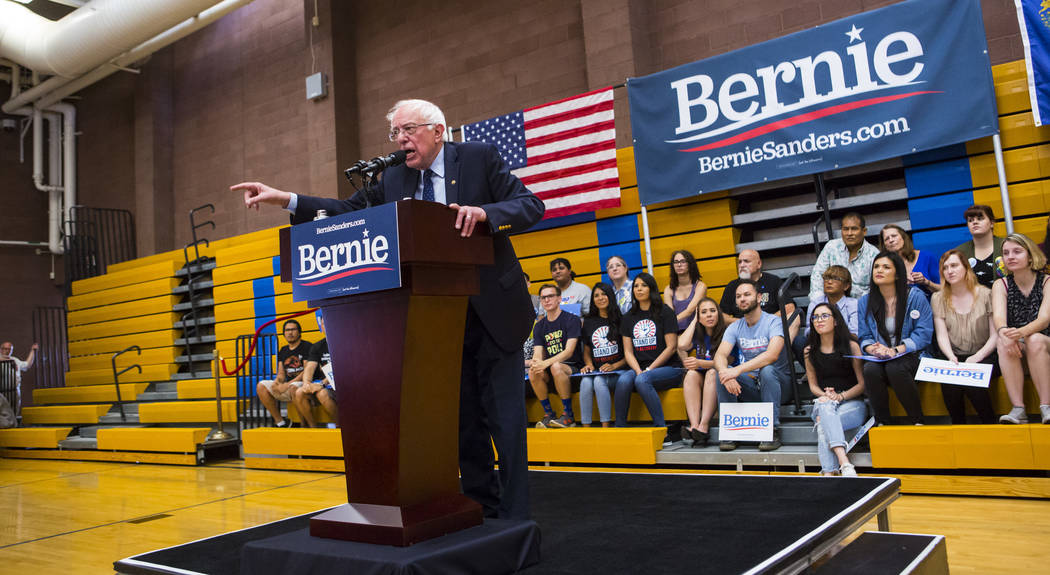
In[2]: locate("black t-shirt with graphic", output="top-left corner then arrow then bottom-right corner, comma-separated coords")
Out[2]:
533,310 -> 582,366
720,272 -> 784,318
278,340 -> 312,381
582,315 -> 623,367
621,304 -> 681,368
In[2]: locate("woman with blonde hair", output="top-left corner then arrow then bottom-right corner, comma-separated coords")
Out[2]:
992,233 -> 1050,424
931,249 -> 997,424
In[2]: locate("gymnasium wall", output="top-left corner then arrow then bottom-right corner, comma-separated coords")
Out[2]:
0,0 -> 1028,355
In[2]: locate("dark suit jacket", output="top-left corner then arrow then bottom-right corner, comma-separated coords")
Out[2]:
294,141 -> 545,353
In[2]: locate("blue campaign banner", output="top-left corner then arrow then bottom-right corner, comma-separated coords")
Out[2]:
1016,0 -> 1050,126
290,202 -> 402,302
627,0 -> 997,205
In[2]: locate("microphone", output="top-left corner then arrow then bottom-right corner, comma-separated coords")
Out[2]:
344,150 -> 407,179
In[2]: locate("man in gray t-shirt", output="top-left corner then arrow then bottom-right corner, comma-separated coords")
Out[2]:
549,257 -> 590,315
713,280 -> 791,451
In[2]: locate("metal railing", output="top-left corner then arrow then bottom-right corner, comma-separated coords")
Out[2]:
111,345 -> 142,422
180,204 -> 215,375
776,272 -> 807,416
32,306 -> 67,390
0,360 -> 18,418
234,333 -> 280,430
64,206 -> 136,286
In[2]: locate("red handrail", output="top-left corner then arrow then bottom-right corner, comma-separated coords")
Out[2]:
220,308 -> 318,376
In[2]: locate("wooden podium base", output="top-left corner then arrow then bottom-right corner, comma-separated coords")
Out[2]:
309,494 -> 483,547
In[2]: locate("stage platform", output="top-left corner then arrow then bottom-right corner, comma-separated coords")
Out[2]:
115,470 -> 899,575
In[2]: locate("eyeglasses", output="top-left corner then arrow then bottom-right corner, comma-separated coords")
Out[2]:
540,294 -> 560,301
811,313 -> 833,322
672,259 -> 688,265
388,123 -> 434,141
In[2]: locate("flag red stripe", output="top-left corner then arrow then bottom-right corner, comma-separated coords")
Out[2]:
526,140 -> 616,166
523,99 -> 615,130
524,86 -> 614,114
519,158 -> 618,185
525,120 -> 616,148
543,198 -> 621,220
533,178 -> 621,201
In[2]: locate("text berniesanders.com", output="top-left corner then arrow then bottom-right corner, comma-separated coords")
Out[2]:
697,116 -> 911,174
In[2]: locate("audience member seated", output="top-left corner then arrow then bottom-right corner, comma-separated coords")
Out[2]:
880,224 -> 940,297
0,341 -> 36,413
677,297 -> 728,447
616,273 -> 684,440
809,212 -> 879,301
605,255 -> 633,314
858,252 -> 934,425
530,284 -> 582,428
719,249 -> 793,322
805,303 -> 867,477
256,319 -> 313,427
550,257 -> 590,315
932,250 -> 997,424
793,264 -> 859,361
579,283 -> 627,427
954,204 -> 1005,289
295,311 -> 338,428
663,249 -> 707,333
714,279 -> 791,452
992,233 -> 1050,424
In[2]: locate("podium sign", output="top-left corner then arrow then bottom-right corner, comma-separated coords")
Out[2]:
290,202 -> 402,302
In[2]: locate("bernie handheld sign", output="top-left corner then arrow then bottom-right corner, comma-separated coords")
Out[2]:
290,202 -> 402,302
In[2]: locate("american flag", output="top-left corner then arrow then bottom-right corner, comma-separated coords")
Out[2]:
462,87 -> 621,219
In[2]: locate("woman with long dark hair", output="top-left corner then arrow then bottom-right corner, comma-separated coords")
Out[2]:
858,251 -> 933,424
663,249 -> 707,333
805,303 -> 866,476
616,273 -> 683,436
676,297 -> 726,446
932,249 -> 997,424
579,283 -> 627,427
992,233 -> 1050,424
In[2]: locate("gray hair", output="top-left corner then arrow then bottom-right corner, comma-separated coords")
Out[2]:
387,99 -> 446,128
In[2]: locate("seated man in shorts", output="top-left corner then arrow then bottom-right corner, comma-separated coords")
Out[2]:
256,319 -> 312,427
294,311 -> 338,428
529,284 -> 582,428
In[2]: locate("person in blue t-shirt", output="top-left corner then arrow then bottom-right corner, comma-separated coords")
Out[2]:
714,279 -> 790,452
529,284 -> 582,428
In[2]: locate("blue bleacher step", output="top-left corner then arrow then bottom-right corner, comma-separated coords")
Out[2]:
58,436 -> 98,450
173,316 -> 216,329
175,260 -> 217,277
175,335 -> 217,346
135,391 -> 179,401
171,371 -> 211,380
172,298 -> 216,312
175,353 -> 217,364
172,281 -> 214,295
78,424 -> 148,438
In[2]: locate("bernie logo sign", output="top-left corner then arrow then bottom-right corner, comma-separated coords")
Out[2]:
721,413 -> 771,432
295,227 -> 393,286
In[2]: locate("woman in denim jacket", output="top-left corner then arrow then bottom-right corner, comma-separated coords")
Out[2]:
858,251 -> 934,425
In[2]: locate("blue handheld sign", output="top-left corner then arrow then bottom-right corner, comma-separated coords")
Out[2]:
290,202 -> 402,302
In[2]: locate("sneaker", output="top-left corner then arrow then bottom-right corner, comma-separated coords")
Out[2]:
999,406 -> 1028,424
690,428 -> 710,448
1041,405 -> 1050,425
839,463 -> 858,477
662,434 -> 674,447
719,440 -> 737,452
758,430 -> 782,452
535,414 -> 554,429
548,414 -> 576,428
275,417 -> 291,428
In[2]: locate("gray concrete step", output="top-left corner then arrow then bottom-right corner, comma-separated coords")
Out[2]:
78,424 -> 148,438
172,298 -> 215,312
171,371 -> 211,380
173,316 -> 216,329
151,382 -> 178,393
58,436 -> 98,450
175,335 -> 217,346
99,412 -> 140,424
172,280 -> 214,294
175,260 -> 216,277
135,391 -> 179,401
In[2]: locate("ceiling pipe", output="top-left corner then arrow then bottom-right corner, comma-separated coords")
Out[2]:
3,0 -> 255,113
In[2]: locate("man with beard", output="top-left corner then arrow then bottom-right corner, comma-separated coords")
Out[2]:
713,280 -> 789,452
808,212 -> 879,300
256,320 -> 312,428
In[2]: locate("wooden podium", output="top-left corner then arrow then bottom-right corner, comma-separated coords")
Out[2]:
279,200 -> 491,546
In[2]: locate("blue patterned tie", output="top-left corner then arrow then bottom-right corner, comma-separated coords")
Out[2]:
422,169 -> 435,202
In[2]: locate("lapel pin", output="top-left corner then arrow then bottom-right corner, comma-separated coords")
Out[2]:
451,180 -> 456,185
